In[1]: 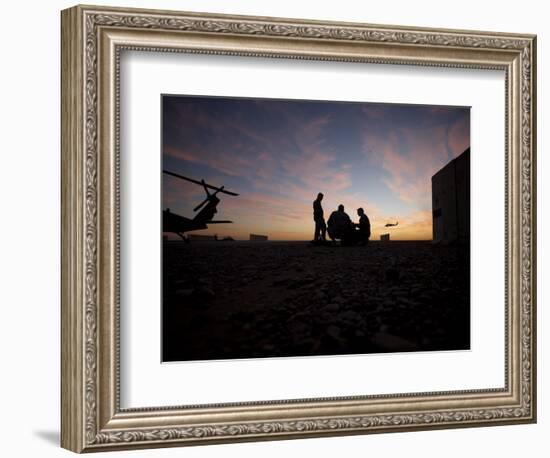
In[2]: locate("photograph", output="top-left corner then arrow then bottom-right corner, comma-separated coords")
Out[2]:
161,95 -> 471,362
59,4 -> 536,452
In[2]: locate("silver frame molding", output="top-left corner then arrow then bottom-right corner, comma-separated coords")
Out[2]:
61,4 -> 537,453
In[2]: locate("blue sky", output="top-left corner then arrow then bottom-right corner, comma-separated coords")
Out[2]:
162,95 -> 470,240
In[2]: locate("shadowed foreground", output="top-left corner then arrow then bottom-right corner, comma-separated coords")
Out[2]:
162,241 -> 470,362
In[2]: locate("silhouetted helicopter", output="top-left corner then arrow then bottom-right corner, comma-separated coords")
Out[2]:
163,170 -> 239,240
385,221 -> 399,227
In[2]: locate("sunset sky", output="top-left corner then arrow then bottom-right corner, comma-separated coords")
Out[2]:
162,95 -> 470,241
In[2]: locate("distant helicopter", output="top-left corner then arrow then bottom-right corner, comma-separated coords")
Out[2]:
163,170 -> 239,240
385,221 -> 399,227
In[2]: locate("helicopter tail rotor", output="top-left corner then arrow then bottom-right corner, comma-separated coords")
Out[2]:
193,185 -> 225,212
193,198 -> 210,212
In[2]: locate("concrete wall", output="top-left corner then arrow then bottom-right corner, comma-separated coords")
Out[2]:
432,148 -> 470,243
250,234 -> 268,241
188,234 -> 217,241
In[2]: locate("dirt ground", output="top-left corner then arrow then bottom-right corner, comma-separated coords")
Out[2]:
162,240 -> 470,362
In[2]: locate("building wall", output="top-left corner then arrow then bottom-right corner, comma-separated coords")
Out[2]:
454,149 -> 471,241
432,148 -> 470,243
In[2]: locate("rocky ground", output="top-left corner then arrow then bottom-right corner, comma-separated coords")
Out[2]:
162,240 -> 470,362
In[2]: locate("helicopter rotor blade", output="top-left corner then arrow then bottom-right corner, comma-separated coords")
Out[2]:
209,186 -> 224,198
163,170 -> 239,196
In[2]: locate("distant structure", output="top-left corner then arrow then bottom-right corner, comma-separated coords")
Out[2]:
188,234 -> 217,241
431,148 -> 470,243
249,234 -> 268,241
380,233 -> 390,242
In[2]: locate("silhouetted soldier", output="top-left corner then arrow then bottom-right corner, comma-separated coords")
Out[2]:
313,192 -> 327,241
327,204 -> 353,242
355,207 -> 371,245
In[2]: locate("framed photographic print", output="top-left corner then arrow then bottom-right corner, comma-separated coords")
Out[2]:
160,94 -> 472,362
61,4 -> 537,453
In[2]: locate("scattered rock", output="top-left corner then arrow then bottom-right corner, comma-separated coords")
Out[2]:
385,268 -> 400,282
341,310 -> 361,323
314,290 -> 326,301
195,287 -> 215,299
325,303 -> 340,312
164,240 -> 470,360
326,325 -> 341,339
372,332 -> 416,351
272,277 -> 292,287
175,288 -> 194,298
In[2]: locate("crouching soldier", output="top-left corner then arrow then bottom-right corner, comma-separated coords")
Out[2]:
327,204 -> 353,243
354,207 -> 371,245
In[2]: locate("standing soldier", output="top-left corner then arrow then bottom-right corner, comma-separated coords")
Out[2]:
313,192 -> 327,241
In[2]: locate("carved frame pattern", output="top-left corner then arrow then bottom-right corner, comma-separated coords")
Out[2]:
61,5 -> 536,453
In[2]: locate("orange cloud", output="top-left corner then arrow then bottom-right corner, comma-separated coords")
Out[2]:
163,98 -> 468,241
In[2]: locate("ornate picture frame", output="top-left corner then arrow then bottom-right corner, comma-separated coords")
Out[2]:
61,4 -> 536,453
